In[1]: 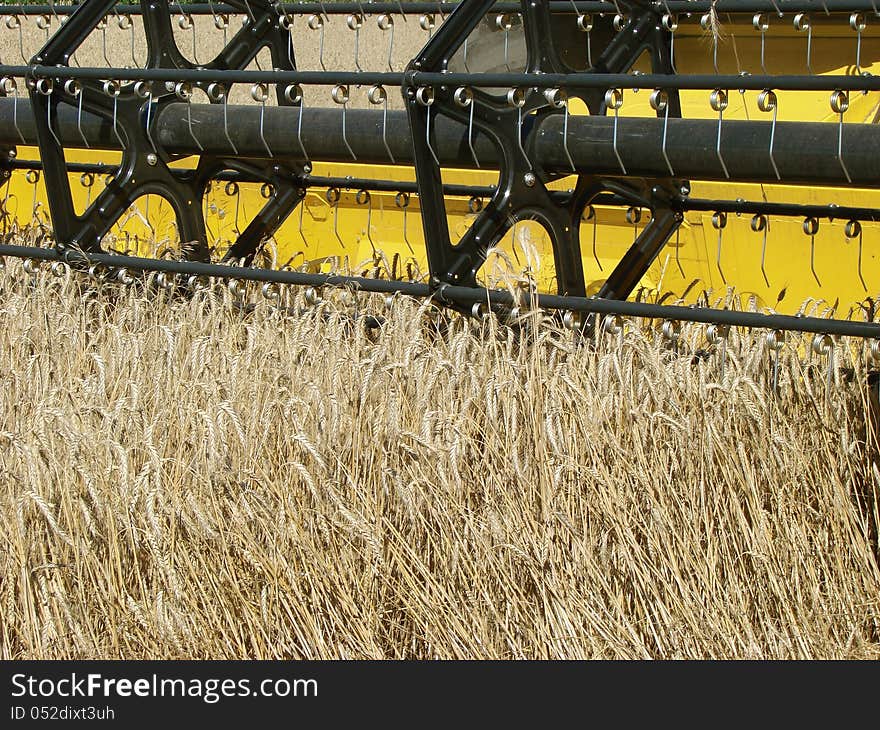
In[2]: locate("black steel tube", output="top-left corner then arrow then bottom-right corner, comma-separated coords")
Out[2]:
534,115 -> 880,186
1,243 -> 878,338
2,98 -> 879,187
160,103 -> 880,186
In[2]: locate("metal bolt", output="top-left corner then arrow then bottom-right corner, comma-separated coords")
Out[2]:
679,181 -> 691,197
146,153 -> 158,166
523,172 -> 536,187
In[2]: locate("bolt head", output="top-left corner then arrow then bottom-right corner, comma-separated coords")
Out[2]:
679,181 -> 691,197
7,149 -> 16,159
146,153 -> 158,166
523,172 -> 537,187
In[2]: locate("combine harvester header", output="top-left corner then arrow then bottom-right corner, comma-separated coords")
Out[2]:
0,0 -> 877,344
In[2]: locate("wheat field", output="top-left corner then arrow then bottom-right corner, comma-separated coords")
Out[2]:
0,259 -> 878,659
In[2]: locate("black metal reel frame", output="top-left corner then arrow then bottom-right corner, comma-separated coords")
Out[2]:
27,0 -> 303,263
403,0 -> 685,309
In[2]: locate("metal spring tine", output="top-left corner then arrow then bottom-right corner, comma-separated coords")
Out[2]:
650,88 -> 673,176
98,15 -> 112,67
395,191 -> 413,254
673,224 -> 683,277
845,219 -> 866,291
206,81 -> 237,155
134,80 -> 157,155
753,13 -> 769,74
36,12 -> 50,41
710,89 -> 729,179
115,11 -> 137,68
333,84 -> 356,161
378,13 -> 395,71
508,88 -> 529,169
811,333 -> 835,403
803,216 -> 820,286
767,329 -> 784,395
416,86 -> 439,166
496,14 -> 512,72
419,12 -> 435,39
396,0 -> 407,22
700,12 -> 719,74
831,90 -> 852,184
712,211 -> 727,284
298,190 -> 309,248
357,189 -> 375,254
662,319 -> 682,354
1,176 -> 9,236
3,77 -> 26,145
143,194 -> 155,241
78,171 -> 93,208
347,13 -> 363,72
602,313 -> 624,350
661,13 -> 676,73
214,10 -> 229,47
578,12 -> 593,68
752,213 -> 770,288
177,81 -> 203,152
541,88 -> 574,174
605,88 -> 626,175
583,204 -> 600,271
204,185 -> 217,247
757,89 -> 780,181
9,16 -> 27,65
47,0 -> 59,27
453,86 -> 479,168
327,187 -> 345,249
252,82 -> 272,157
607,0 -> 624,22
308,14 -> 326,71
283,83 -> 310,169
225,180 -> 241,234
25,169 -> 39,229
63,78 -> 90,148
794,13 -> 812,75
278,11 -> 295,69
462,36 -> 470,72
368,84 -> 394,164
34,78 -> 63,148
628,206 -> 643,245
851,13 -> 866,75
180,13 -> 197,65
105,80 -> 124,148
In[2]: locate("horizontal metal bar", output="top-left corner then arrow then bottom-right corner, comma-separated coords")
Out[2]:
4,1 -> 879,15
1,243 -> 877,338
15,158 -> 876,219
534,115 -> 880,186
680,198 -> 880,222
2,99 -> 878,187
162,103 -> 880,186
407,72 -> 880,92
3,63 -> 880,93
